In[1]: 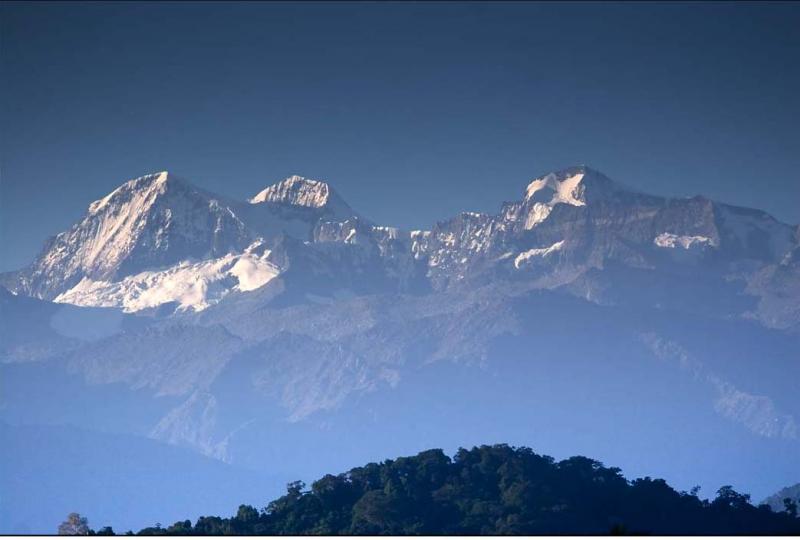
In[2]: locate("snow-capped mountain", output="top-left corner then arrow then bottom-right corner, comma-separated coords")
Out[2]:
3,165 -> 799,532
3,172 -> 256,300
249,174 -> 357,221
1,172 -> 364,311
4,166 -> 800,436
4,166 -> 798,327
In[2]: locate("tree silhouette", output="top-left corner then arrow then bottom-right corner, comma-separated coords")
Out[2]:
80,444 -> 800,535
58,513 -> 89,535
785,498 -> 799,519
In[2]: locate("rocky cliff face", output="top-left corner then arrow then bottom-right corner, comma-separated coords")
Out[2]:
5,172 -> 256,299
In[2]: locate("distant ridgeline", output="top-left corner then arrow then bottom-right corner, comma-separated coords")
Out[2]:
85,445 -> 799,535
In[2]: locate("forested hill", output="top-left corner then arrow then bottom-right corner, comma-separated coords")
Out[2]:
102,445 -> 799,535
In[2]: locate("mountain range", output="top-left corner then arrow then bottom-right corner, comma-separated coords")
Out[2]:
1,166 -> 798,532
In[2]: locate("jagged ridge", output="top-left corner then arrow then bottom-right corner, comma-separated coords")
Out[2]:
4,166 -> 799,327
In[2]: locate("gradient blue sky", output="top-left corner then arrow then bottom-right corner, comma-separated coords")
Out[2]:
2,1 -> 798,272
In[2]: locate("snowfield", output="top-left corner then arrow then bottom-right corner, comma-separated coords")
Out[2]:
514,240 -> 565,268
654,232 -> 715,250
55,242 -> 280,313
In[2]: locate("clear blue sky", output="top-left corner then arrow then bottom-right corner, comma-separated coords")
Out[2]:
2,1 -> 798,272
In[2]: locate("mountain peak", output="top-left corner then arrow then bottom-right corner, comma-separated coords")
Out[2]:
88,171 -> 183,214
118,170 -> 177,190
523,166 -> 617,207
513,166 -> 620,229
248,175 -> 359,222
249,175 -> 335,208
524,167 -> 589,207
16,170 -> 256,300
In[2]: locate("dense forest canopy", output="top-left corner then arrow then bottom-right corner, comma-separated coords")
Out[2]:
84,445 -> 799,535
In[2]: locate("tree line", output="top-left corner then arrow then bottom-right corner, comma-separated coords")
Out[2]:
67,444 -> 799,535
